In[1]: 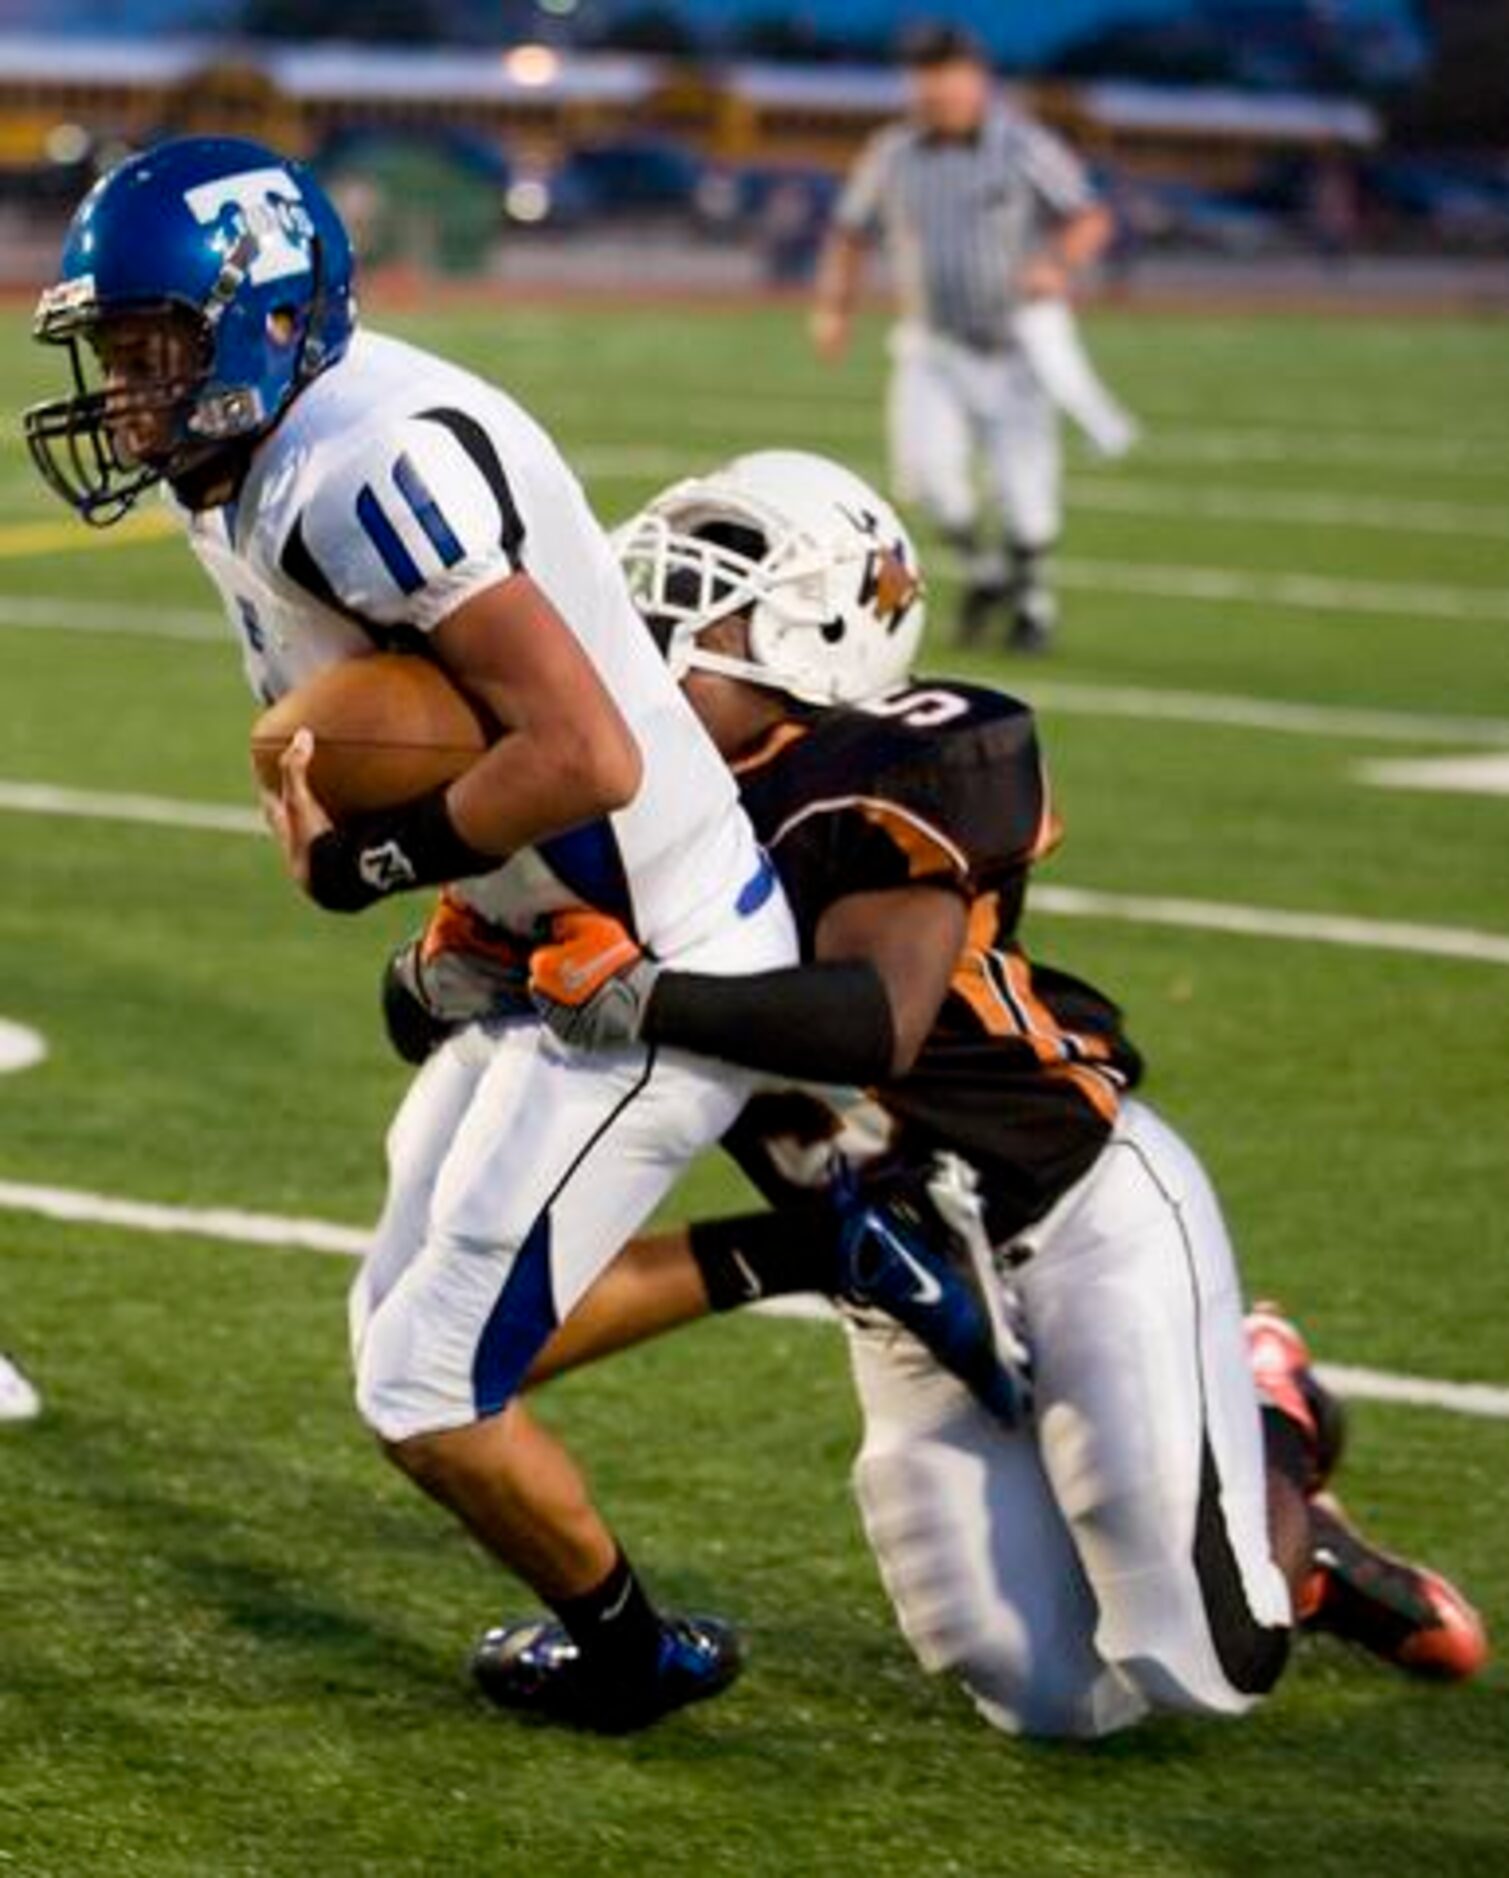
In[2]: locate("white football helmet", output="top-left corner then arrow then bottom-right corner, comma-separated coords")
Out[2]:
614,449 -> 925,705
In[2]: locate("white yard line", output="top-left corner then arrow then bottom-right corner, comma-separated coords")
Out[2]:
0,595 -> 221,641
1312,1364 -> 1509,1422
4,778 -> 1505,965
573,446 -> 1509,538
1054,556 -> 1509,624
0,781 -> 262,835
1357,752 -> 1509,797
0,1179 -> 367,1257
1005,680 -> 1509,748
0,1021 -> 46,1076
1071,478 -> 1509,541
1141,425 -> 1509,476
1,1178 -> 1503,1422
1030,886 -> 1509,967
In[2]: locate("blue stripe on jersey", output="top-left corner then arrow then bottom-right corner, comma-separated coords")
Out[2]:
471,1212 -> 556,1418
393,451 -> 465,570
537,820 -> 637,938
355,485 -> 424,595
737,850 -> 778,917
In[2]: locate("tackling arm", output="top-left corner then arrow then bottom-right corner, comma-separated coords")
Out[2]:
531,882 -> 967,1083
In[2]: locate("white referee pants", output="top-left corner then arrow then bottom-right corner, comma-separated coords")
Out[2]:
886,323 -> 1063,552
848,1099 -> 1292,1738
350,886 -> 795,1443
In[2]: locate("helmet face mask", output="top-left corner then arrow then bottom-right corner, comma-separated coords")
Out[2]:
617,450 -> 926,706
25,137 -> 355,525
27,303 -> 217,524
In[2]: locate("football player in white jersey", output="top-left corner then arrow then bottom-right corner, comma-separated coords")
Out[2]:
24,136 -> 809,1732
28,140 -> 1024,1733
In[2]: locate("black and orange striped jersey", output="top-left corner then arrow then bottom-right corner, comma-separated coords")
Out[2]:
731,679 -> 1143,1241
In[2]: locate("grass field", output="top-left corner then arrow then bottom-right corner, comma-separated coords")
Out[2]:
1,299 -> 1506,1877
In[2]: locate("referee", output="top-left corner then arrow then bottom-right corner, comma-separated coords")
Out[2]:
811,23 -> 1113,651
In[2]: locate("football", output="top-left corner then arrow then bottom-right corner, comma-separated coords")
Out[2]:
250,652 -> 491,819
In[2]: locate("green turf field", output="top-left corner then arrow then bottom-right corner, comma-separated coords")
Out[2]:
1,301 -> 1506,1876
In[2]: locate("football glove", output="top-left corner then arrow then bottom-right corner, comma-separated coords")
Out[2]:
381,891 -> 533,1064
529,910 -> 660,1051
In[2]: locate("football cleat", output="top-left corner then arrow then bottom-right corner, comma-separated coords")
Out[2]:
471,1613 -> 743,1733
833,1157 -> 1033,1429
0,1351 -> 41,1423
1245,1301 -> 1347,1493
1304,1493 -> 1489,1682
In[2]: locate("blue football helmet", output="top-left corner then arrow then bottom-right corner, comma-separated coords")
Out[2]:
25,135 -> 355,525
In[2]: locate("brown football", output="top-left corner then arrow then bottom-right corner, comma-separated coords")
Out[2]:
250,653 -> 491,819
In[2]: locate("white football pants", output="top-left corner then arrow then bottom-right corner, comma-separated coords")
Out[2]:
886,323 -> 1063,552
848,1098 -> 1292,1738
350,883 -> 795,1443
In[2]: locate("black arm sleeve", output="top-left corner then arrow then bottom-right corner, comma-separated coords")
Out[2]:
644,960 -> 895,1084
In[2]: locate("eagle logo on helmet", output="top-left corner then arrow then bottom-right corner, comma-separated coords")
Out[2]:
861,544 -> 922,634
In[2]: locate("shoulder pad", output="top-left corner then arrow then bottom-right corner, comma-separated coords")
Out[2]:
292,408 -> 526,630
769,682 -> 1051,887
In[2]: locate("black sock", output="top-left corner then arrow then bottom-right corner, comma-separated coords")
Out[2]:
549,1547 -> 665,1687
687,1209 -> 840,1313
1261,1404 -> 1313,1496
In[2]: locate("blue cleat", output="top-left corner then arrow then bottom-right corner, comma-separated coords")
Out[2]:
471,1613 -> 742,1733
832,1154 -> 1033,1429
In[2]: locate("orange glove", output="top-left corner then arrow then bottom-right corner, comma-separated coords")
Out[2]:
382,891 -> 532,1063
529,910 -> 660,1049
420,889 -> 531,982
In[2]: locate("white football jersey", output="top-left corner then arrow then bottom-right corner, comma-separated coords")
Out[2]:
182,329 -> 777,957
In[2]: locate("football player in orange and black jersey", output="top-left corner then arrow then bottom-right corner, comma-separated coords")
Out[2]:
396,451 -> 1487,1732
711,674 -> 1143,1249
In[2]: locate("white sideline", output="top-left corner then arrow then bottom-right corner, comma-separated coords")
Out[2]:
3,778 -> 1505,966
1,1177 -> 1504,1424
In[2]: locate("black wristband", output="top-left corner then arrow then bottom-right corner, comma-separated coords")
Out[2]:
644,960 -> 896,1084
306,787 -> 495,914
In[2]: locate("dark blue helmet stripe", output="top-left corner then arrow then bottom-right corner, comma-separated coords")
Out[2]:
356,484 -> 423,595
393,450 -> 465,570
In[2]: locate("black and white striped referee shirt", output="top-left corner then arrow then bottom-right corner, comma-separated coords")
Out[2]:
834,106 -> 1097,354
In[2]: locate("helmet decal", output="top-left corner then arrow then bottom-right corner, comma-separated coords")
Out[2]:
184,167 -> 315,286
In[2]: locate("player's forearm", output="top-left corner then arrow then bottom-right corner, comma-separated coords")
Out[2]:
302,722 -> 638,913
446,721 -> 639,861
645,960 -> 897,1084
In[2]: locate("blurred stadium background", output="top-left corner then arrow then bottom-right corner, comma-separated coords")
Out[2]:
0,2 -> 1505,300
1,7 -> 1506,1876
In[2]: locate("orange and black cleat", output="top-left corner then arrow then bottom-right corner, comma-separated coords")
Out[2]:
1245,1301 -> 1347,1494
1303,1493 -> 1489,1682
